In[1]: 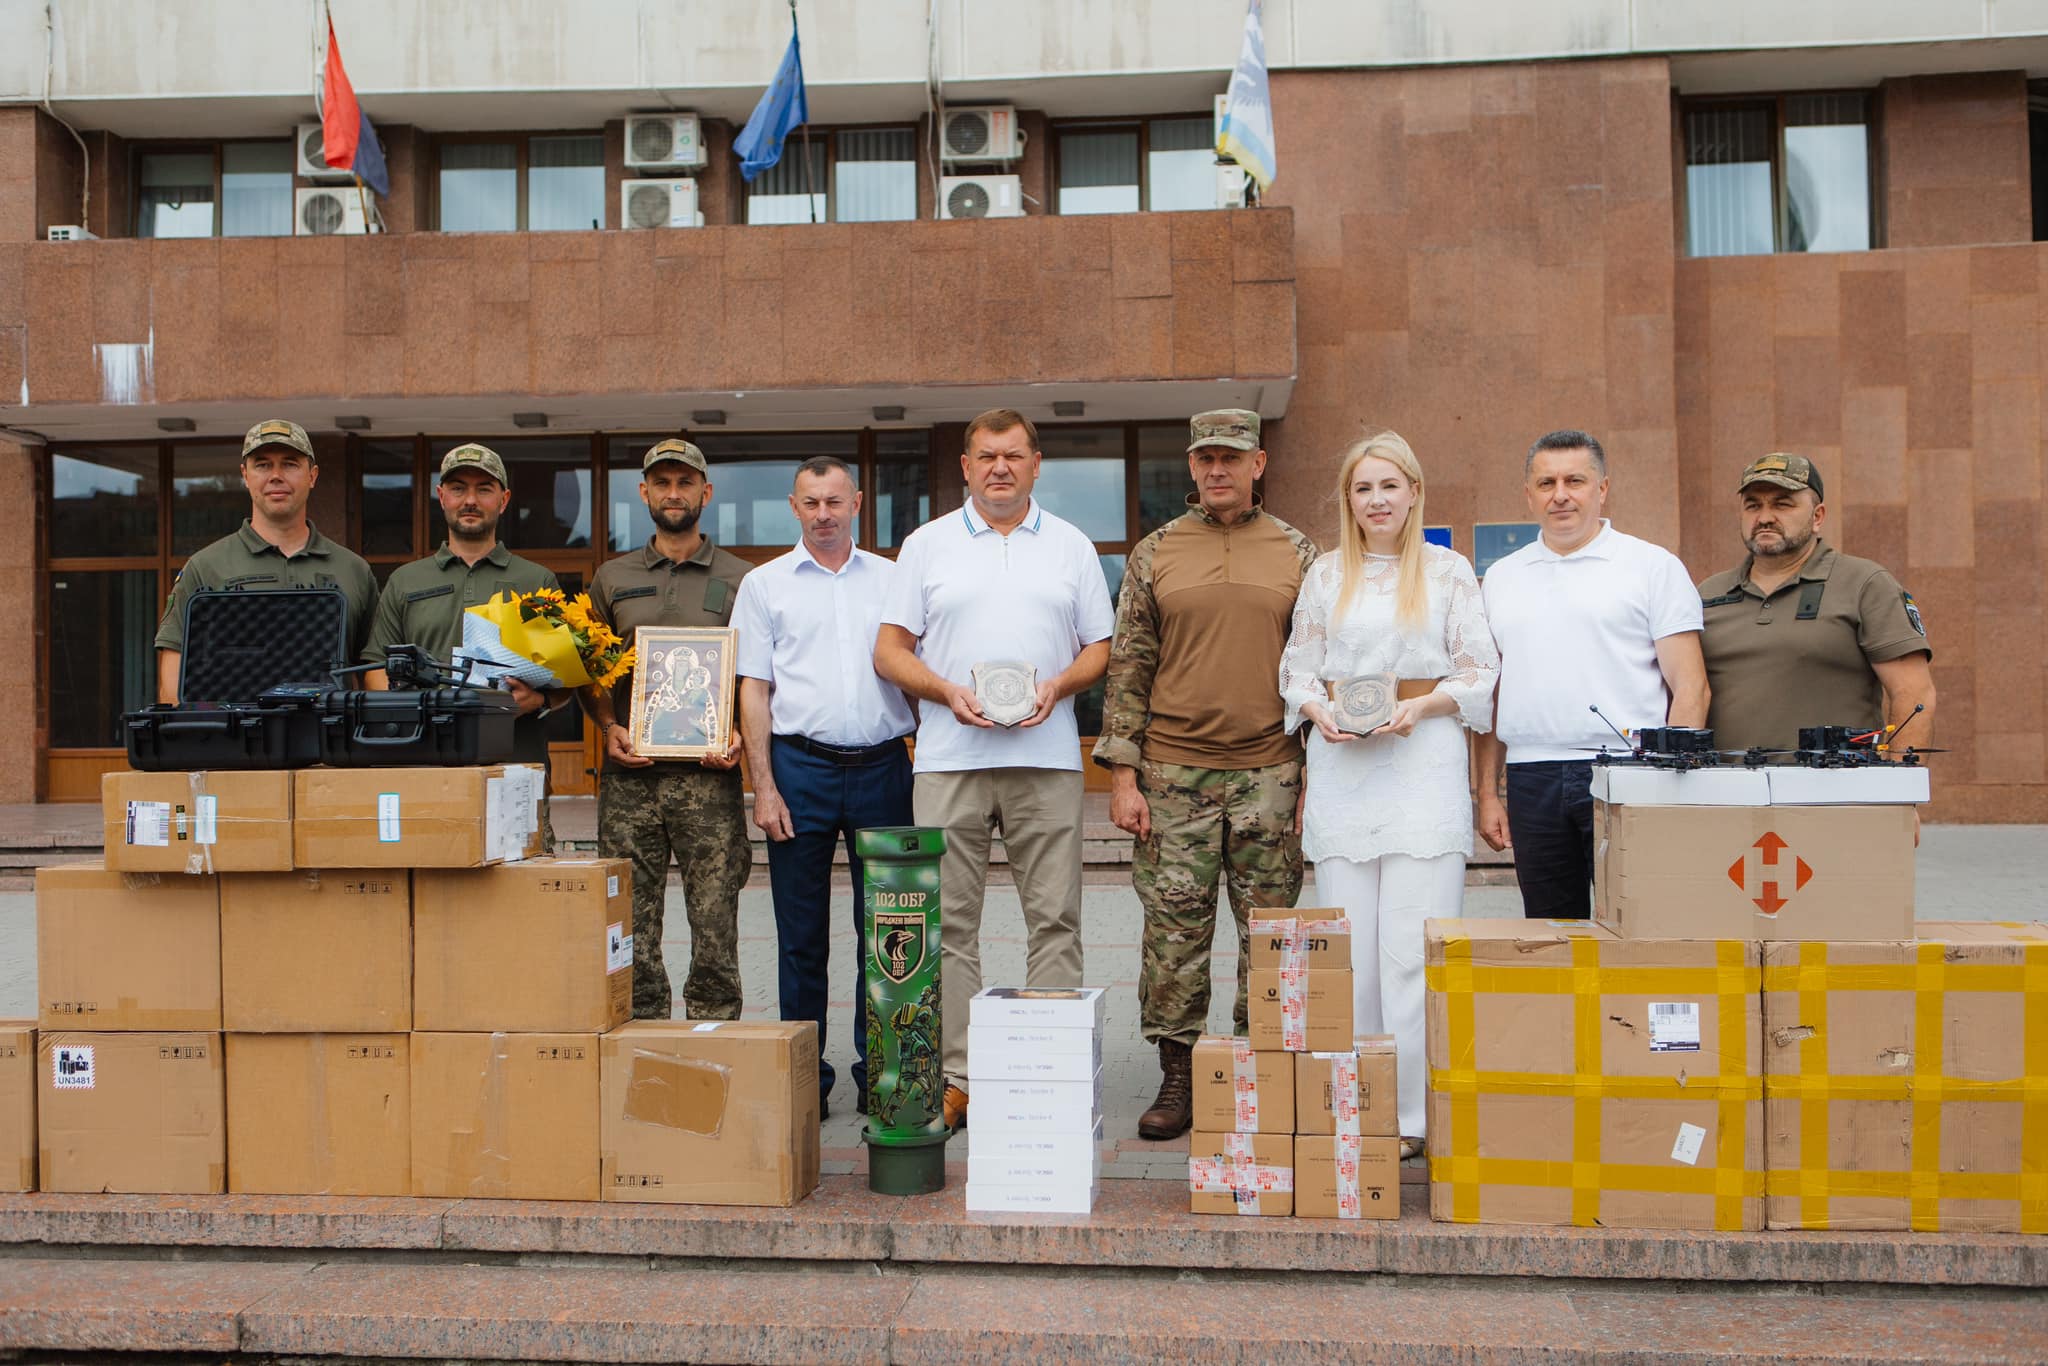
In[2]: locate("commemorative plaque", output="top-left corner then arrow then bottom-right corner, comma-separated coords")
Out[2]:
972,660 -> 1038,727
1328,672 -> 1396,736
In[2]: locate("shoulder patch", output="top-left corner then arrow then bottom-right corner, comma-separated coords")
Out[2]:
1902,590 -> 1926,637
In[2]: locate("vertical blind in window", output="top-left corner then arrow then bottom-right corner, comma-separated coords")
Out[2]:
137,152 -> 216,239
747,140 -> 829,224
528,135 -> 606,231
1147,116 -> 1217,212
440,143 -> 518,232
834,129 -> 917,222
221,142 -> 293,237
1058,129 -> 1140,215
1782,94 -> 1870,253
1684,106 -> 1774,257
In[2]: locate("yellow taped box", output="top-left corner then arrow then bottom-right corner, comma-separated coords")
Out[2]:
292,766 -> 540,869
37,1032 -> 224,1194
36,862 -> 221,1032
1191,1035 -> 1294,1133
102,770 -> 293,874
411,1032 -> 599,1201
1425,918 -> 1764,1231
1295,1034 -> 1398,1137
1188,1131 -> 1293,1215
226,1034 -> 409,1196
601,1021 -> 820,1206
1297,1134 -> 1402,1219
412,860 -> 632,1033
0,1021 -> 33,1192
222,871 -> 410,1033
1761,920 -> 2048,1234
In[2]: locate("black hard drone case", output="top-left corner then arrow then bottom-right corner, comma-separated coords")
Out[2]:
292,677 -> 522,767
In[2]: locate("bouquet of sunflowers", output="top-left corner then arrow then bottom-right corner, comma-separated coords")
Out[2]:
459,588 -> 634,690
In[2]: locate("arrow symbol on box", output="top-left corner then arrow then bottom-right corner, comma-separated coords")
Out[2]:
1727,834 -> 1810,914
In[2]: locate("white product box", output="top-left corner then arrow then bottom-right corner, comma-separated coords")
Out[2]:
1588,766 -> 1770,806
1765,765 -> 1929,805
970,1118 -> 1104,1162
965,1179 -> 1097,1215
969,1076 -> 1103,1133
967,1147 -> 1103,1189
968,986 -> 1107,1031
968,1028 -> 1102,1083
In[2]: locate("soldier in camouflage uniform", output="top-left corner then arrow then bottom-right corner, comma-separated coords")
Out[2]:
1094,409 -> 1318,1140
584,440 -> 753,1020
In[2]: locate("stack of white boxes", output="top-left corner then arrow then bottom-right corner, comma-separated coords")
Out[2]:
963,986 -> 1105,1214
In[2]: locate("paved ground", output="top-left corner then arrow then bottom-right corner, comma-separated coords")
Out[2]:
3,826 -> 2043,1182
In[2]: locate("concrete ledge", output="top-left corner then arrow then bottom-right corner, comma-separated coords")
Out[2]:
0,1258 -> 312,1354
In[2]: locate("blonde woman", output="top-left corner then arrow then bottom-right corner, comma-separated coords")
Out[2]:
1277,432 -> 1499,1155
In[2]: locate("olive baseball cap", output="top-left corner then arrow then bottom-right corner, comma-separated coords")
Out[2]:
1187,408 -> 1261,454
242,418 -> 316,462
642,438 -> 709,475
1738,452 -> 1824,500
438,443 -> 509,487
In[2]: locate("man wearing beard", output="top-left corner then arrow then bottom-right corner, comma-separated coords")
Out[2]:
1699,453 -> 1935,782
584,440 -> 752,1019
362,443 -> 567,849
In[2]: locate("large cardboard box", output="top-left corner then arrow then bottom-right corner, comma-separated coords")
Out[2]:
412,860 -> 633,1033
292,766 -> 538,869
0,1021 -> 32,1192
1247,914 -> 1352,970
1295,1035 -> 1398,1138
1761,921 -> 2048,1233
1188,1131 -> 1293,1215
225,1033 -> 409,1195
1593,801 -> 1914,941
601,1021 -> 819,1206
1247,969 -> 1355,1052
1296,1135 -> 1401,1219
36,1032 -> 224,1194
36,863 -> 221,1032
410,1031 -> 600,1201
221,871 -> 410,1032
1425,919 -> 1764,1231
102,770 -> 293,874
1191,1035 -> 1294,1133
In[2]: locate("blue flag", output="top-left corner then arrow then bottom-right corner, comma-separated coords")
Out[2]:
351,110 -> 390,198
735,22 -> 809,183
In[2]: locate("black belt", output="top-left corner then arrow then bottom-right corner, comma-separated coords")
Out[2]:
773,733 -> 909,766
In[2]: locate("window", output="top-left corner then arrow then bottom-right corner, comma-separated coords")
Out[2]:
221,143 -> 294,237
44,445 -> 164,750
439,142 -> 518,232
1056,115 -> 1223,215
528,135 -> 606,231
1683,94 -> 1875,257
136,151 -> 216,238
1057,129 -> 1139,215
435,134 -> 605,232
834,129 -> 918,222
746,140 -> 829,225
135,143 -> 295,239
1146,117 -> 1217,212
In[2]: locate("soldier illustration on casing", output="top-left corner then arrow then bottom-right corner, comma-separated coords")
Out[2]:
877,984 -> 943,1128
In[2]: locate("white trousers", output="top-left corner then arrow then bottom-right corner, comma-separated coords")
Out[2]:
1315,852 -> 1467,1140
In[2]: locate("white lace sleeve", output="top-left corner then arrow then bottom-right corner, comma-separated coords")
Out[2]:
1439,552 -> 1499,733
1279,555 -> 1336,735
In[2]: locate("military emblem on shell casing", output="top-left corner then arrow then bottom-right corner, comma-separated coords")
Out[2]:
873,911 -> 927,984
972,659 -> 1037,727
1329,672 -> 1396,735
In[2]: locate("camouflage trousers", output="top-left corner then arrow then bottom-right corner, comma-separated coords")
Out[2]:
597,765 -> 750,1020
1134,757 -> 1304,1046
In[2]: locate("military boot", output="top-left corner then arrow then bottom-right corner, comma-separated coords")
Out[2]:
1137,1037 -> 1194,1140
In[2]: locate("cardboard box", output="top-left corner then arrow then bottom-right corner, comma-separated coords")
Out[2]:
292,766 -> 539,869
1246,914 -> 1352,970
36,863 -> 221,1032
968,1076 -> 1102,1134
411,1031 -> 600,1201
1425,919 -> 1763,1231
1191,1035 -> 1294,1133
1295,1035 -> 1398,1138
967,986 -> 1107,1030
967,1024 -> 1101,1082
221,871 -> 410,1032
36,1032 -> 224,1194
1188,1131 -> 1293,1215
1594,801 -> 1914,941
102,770 -> 293,873
1761,922 -> 2048,1233
412,860 -> 632,1033
225,1033 -> 409,1195
601,1021 -> 819,1206
1247,969 -> 1355,1052
1296,1135 -> 1402,1219
0,1021 -> 32,1192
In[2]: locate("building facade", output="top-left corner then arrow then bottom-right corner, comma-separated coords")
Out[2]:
1,0 -> 2044,819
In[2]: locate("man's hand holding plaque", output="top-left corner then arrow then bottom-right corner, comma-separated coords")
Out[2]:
972,659 -> 1039,728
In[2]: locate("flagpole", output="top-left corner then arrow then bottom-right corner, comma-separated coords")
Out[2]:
791,0 -> 817,223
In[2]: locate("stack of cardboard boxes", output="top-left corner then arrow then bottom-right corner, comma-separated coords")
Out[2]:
965,987 -> 1105,1214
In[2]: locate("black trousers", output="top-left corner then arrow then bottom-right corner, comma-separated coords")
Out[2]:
1505,760 -> 1596,919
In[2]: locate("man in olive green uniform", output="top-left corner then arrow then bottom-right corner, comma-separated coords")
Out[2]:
1700,452 -> 1936,762
1094,408 -> 1318,1140
362,444 -> 568,852
584,440 -> 753,1019
156,419 -> 378,702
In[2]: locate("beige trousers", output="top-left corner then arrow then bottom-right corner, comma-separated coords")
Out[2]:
914,766 -> 1087,1086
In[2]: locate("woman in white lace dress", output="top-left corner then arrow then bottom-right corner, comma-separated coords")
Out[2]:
1277,431 -> 1499,1154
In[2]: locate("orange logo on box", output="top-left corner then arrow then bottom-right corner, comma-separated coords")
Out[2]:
1726,831 -> 1813,914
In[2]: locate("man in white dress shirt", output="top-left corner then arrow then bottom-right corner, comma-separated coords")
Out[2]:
874,409 -> 1116,1130
736,457 -> 918,1118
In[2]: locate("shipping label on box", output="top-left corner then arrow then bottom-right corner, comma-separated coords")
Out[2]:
293,767 -> 515,869
1295,1035 -> 1398,1138
1296,1134 -> 1401,1219
1762,927 -> 2048,1234
1188,1130 -> 1293,1216
1191,1035 -> 1294,1134
1247,968 -> 1354,1052
413,859 -> 632,1033
1247,914 -> 1352,971
968,1076 -> 1102,1133
411,1031 -> 600,1201
36,863 -> 221,1032
967,1024 -> 1101,1082
36,1031 -> 224,1194
226,1033 -> 409,1196
102,771 -> 294,874
1424,919 -> 1764,1232
221,871 -> 410,1033
0,1021 -> 33,1193
967,986 -> 1107,1030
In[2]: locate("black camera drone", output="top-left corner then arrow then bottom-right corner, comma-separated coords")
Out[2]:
1583,703 -> 1940,770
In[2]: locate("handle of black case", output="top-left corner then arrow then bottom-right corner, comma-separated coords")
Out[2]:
349,721 -> 427,745
154,719 -> 232,736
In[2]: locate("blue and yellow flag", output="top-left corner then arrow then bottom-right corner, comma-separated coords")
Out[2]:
1217,0 -> 1275,192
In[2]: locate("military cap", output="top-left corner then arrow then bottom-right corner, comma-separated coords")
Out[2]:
438,443 -> 510,487
1187,408 -> 1261,453
1737,452 -> 1824,500
242,418 -> 316,462
642,438 -> 709,475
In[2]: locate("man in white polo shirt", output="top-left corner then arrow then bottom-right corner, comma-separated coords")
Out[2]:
1475,430 -> 1709,918
736,456 -> 917,1119
875,408 -> 1115,1130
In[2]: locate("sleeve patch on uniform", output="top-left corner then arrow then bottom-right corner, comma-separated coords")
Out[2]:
1902,591 -> 1926,636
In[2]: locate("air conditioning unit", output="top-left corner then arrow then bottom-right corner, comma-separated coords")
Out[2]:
620,178 -> 701,230
295,185 -> 369,236
940,106 -> 1022,162
295,122 -> 351,180
47,225 -> 97,241
940,174 -> 1022,220
623,114 -> 706,170
1215,163 -> 1249,209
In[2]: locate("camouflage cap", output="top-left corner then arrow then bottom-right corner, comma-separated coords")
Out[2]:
438,443 -> 509,487
642,438 -> 709,475
1738,452 -> 1824,500
1187,408 -> 1261,454
241,418 -> 315,462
